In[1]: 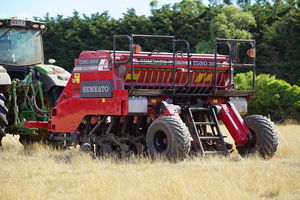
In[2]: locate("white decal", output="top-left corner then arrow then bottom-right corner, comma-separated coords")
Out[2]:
82,86 -> 109,93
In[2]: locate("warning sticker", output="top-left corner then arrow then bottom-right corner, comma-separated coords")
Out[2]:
74,73 -> 80,83
74,58 -> 111,72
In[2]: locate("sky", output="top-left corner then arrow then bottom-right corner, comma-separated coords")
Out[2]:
0,0 -> 189,20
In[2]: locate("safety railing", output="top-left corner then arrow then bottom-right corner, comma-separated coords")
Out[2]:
112,35 -> 255,97
214,38 -> 256,94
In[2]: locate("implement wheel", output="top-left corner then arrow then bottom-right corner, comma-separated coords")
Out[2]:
237,115 -> 278,159
146,116 -> 191,160
0,93 -> 8,146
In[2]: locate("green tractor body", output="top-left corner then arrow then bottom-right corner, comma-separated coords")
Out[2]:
0,18 -> 70,145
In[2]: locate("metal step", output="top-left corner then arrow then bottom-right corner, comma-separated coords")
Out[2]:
194,122 -> 216,126
189,107 -> 210,112
186,105 -> 230,156
199,136 -> 226,140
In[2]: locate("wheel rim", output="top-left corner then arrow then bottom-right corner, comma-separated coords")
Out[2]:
153,131 -> 168,152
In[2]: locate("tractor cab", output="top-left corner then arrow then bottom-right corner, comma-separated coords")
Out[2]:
0,18 -> 45,79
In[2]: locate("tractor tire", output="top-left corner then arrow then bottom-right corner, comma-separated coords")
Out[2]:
237,115 -> 278,159
19,135 -> 34,146
146,116 -> 191,160
45,86 -> 64,107
0,93 -> 8,146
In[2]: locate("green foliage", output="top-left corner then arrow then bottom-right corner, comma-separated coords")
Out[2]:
210,5 -> 256,39
243,2 -> 300,85
150,0 -> 159,8
235,72 -> 300,119
196,5 -> 256,53
259,8 -> 300,85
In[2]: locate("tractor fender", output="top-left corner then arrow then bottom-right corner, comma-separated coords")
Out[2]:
35,64 -> 71,92
0,65 -> 11,86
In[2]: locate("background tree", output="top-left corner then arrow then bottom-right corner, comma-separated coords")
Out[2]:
196,5 -> 256,53
235,72 -> 300,121
259,8 -> 300,85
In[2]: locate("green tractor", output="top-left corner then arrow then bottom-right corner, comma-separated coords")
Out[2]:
0,18 -> 70,146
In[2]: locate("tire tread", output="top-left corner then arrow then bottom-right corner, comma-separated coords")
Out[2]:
147,116 -> 191,159
237,115 -> 278,158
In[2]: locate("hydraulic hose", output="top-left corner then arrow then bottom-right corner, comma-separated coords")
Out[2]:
30,95 -> 50,115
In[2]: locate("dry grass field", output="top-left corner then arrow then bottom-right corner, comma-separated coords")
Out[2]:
0,124 -> 299,200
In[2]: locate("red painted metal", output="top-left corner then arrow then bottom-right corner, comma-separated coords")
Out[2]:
205,98 -> 227,105
219,103 -> 251,146
48,50 -> 128,133
24,121 -> 51,129
23,46 -> 248,150
160,104 -> 180,118
163,138 -> 167,144
51,89 -> 128,133
113,51 -> 230,88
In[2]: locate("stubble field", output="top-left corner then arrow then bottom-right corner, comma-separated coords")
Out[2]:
0,124 -> 299,200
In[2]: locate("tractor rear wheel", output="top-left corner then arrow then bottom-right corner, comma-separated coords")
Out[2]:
237,115 -> 278,159
19,135 -> 34,146
146,116 -> 191,160
45,86 -> 64,107
0,93 -> 8,146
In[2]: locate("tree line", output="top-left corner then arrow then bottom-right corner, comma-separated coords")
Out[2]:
36,0 -> 300,86
236,72 -> 300,121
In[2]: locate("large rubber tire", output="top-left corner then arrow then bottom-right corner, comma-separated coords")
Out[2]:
45,87 -> 64,107
146,116 -> 191,160
19,135 -> 34,146
237,115 -> 278,159
0,93 -> 8,146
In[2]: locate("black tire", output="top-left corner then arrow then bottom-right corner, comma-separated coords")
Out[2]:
45,87 -> 64,107
19,135 -> 34,146
0,93 -> 8,146
237,115 -> 278,159
146,116 -> 191,160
